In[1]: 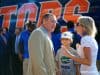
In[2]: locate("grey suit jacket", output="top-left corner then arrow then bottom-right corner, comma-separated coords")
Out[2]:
27,26 -> 56,75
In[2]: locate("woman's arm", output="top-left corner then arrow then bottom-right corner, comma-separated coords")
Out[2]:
63,46 -> 91,66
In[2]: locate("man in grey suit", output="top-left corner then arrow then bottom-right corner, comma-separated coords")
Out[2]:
27,13 -> 57,75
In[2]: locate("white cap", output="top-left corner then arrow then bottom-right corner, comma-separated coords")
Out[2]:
61,31 -> 73,41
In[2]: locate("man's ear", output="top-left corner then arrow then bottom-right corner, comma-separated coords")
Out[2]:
43,18 -> 48,25
42,19 -> 45,25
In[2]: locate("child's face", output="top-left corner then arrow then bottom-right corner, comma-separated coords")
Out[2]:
61,38 -> 72,46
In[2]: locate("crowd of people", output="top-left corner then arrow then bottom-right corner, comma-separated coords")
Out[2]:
0,13 -> 99,75
0,21 -> 37,75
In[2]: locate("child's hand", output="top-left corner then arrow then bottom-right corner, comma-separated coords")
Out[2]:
61,45 -> 66,50
76,43 -> 81,56
61,45 -> 71,57
76,43 -> 81,49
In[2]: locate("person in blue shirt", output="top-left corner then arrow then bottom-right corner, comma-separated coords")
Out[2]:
52,23 -> 61,55
19,21 -> 36,75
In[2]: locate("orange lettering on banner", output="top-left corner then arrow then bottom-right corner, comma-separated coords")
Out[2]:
38,1 -> 62,26
0,1 -> 90,28
0,5 -> 17,28
16,3 -> 38,28
63,0 -> 89,23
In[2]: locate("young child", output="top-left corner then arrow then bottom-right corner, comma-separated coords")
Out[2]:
56,31 -> 80,75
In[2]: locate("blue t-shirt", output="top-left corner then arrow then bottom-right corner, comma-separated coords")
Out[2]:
19,30 -> 30,59
52,33 -> 61,55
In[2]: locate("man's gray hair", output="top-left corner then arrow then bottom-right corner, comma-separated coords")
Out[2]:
41,13 -> 56,24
